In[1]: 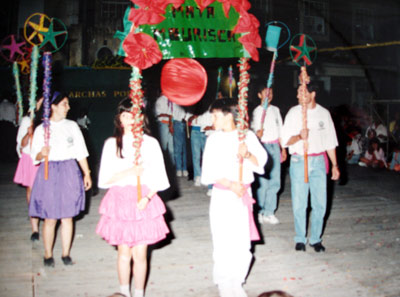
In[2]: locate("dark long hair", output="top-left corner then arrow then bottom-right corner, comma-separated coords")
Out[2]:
33,92 -> 67,129
114,97 -> 151,158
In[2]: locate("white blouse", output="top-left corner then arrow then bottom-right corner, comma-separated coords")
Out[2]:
31,119 -> 89,165
16,116 -> 32,156
98,134 -> 170,191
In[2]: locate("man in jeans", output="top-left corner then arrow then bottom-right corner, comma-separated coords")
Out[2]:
282,81 -> 340,252
251,85 -> 286,225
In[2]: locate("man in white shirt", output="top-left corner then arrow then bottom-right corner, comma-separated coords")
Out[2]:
154,94 -> 174,166
251,86 -> 287,225
282,82 -> 340,253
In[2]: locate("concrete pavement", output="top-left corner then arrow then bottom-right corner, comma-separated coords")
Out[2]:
0,161 -> 399,297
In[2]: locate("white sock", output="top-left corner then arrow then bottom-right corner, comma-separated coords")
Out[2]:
120,284 -> 131,297
134,289 -> 144,297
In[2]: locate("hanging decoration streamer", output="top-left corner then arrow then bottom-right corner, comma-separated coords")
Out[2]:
129,66 -> 144,201
42,52 -> 52,180
228,65 -> 233,98
12,62 -> 23,125
216,66 -> 223,99
29,45 -> 40,120
237,57 -> 251,181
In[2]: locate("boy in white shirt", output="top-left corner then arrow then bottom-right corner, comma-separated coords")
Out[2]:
251,86 -> 287,225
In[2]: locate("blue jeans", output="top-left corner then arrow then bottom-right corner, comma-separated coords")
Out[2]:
191,128 -> 206,178
157,122 -> 174,165
173,120 -> 187,171
347,153 -> 360,164
256,142 -> 281,216
289,154 -> 327,245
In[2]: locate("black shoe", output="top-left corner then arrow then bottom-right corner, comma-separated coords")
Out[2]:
30,232 -> 39,241
61,256 -> 73,265
43,257 -> 55,267
295,242 -> 306,251
310,242 -> 326,252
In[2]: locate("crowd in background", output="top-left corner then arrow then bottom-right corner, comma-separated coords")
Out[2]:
331,104 -> 400,173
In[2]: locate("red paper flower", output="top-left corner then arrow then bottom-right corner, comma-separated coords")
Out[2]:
230,0 -> 251,12
164,0 -> 186,9
218,0 -> 251,17
238,32 -> 261,61
129,0 -> 166,26
194,0 -> 216,12
123,32 -> 163,69
233,10 -> 260,33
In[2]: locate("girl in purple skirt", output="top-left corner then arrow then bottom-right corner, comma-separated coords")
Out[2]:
13,97 -> 43,241
29,92 -> 92,267
96,98 -> 170,297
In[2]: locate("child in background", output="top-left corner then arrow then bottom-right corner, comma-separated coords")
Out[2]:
389,146 -> 400,172
359,138 -> 386,168
251,85 -> 287,225
346,129 -> 362,164
96,98 -> 170,297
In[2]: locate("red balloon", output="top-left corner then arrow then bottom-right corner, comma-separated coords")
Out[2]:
161,58 -> 208,106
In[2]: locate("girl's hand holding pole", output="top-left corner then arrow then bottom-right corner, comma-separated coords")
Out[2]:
137,196 -> 150,210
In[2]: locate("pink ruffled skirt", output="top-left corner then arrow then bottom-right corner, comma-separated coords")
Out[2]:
96,185 -> 169,247
13,153 -> 39,188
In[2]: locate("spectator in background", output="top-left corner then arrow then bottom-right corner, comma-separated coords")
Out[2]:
154,93 -> 174,166
0,97 -> 17,161
365,117 -> 388,144
77,109 -> 91,130
359,138 -> 387,168
389,145 -> 400,172
346,129 -> 362,164
172,102 -> 188,178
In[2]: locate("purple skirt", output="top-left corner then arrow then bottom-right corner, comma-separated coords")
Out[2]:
29,159 -> 85,219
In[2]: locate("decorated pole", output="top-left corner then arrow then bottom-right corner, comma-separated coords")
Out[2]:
299,66 -> 310,182
216,66 -> 222,99
290,33 -> 317,183
237,57 -> 251,182
228,65 -> 233,98
29,45 -> 40,122
129,66 -> 144,202
12,62 -> 23,125
260,21 -> 290,133
42,52 -> 52,180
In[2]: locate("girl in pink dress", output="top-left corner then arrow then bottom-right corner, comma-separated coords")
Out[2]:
13,98 -> 43,241
96,98 -> 170,297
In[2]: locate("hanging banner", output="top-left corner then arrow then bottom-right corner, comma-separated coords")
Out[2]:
139,1 -> 244,59
115,0 -> 261,63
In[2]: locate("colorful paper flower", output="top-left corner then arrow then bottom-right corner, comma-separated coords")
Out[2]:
129,0 -> 166,26
238,31 -> 261,61
194,0 -> 216,12
233,10 -> 259,34
123,32 -> 162,69
217,0 -> 251,18
164,0 -> 186,9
